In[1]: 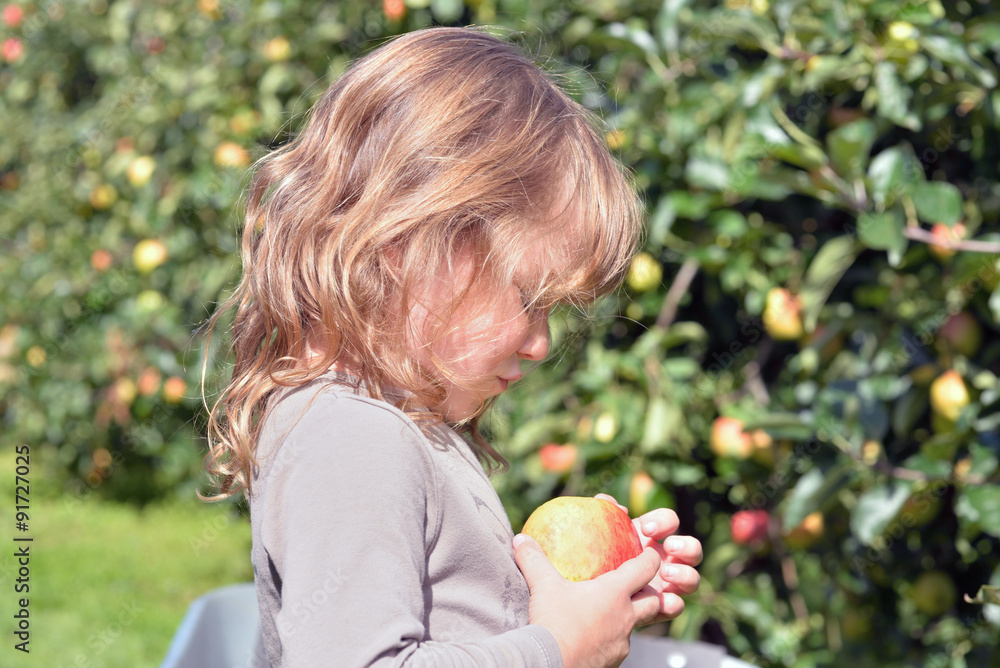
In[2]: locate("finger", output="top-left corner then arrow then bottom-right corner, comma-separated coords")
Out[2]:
512,534 -> 564,591
664,535 -> 703,566
656,592 -> 686,621
595,493 -> 628,514
658,563 -> 701,596
630,585 -> 662,626
636,508 -> 680,540
606,546 -> 660,593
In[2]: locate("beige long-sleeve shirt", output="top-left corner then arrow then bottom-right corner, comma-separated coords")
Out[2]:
249,371 -> 563,667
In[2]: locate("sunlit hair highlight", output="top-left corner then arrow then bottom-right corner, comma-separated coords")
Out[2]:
201,26 -> 643,500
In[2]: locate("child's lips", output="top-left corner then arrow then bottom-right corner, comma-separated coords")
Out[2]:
498,373 -> 522,391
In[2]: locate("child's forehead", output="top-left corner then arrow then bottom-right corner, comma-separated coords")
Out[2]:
509,214 -> 584,283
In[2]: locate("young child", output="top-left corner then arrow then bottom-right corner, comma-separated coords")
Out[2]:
203,27 -> 702,668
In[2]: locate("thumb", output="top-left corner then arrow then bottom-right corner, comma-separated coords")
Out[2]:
513,534 -> 564,591
606,546 -> 660,594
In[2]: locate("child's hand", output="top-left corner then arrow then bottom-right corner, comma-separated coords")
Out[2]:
513,533 -> 662,668
595,493 -> 702,624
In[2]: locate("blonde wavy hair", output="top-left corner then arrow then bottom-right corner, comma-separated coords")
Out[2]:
201,26 -> 643,500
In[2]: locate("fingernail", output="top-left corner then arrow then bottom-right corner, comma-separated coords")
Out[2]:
642,521 -> 657,535
512,534 -> 526,549
666,537 -> 682,552
663,565 -> 678,579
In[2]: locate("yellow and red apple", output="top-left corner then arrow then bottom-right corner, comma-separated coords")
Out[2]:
763,287 -> 804,341
521,496 -> 643,582
710,416 -> 753,459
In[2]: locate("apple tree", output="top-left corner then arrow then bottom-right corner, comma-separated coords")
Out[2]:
1,0 -> 998,664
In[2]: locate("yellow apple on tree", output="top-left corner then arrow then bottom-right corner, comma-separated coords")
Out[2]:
593,411 -> 617,443
262,36 -> 291,62
929,369 -> 969,422
214,141 -> 251,168
127,155 -> 156,187
89,183 -> 118,210
626,252 -> 662,293
762,287 -> 804,340
133,239 -> 168,274
521,496 -> 643,581
783,511 -> 824,550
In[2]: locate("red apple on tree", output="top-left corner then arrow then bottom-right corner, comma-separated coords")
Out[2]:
521,496 -> 643,581
928,223 -> 966,261
163,376 -> 187,404
936,312 -> 982,358
2,4 -> 23,28
539,443 -> 577,474
730,509 -> 770,545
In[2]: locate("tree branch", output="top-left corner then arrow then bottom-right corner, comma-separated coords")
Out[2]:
903,226 -> 1000,254
655,257 -> 700,330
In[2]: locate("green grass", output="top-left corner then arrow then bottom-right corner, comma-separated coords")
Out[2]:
0,449 -> 253,667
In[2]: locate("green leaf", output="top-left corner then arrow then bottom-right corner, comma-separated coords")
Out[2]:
799,235 -> 859,332
771,143 -> 829,170
506,414 -> 576,457
430,0 -> 464,22
655,0 -> 690,52
856,209 -> 906,255
605,22 -> 660,55
685,157 -> 731,190
782,463 -> 854,530
867,144 -> 924,207
640,396 -> 681,453
922,34 -> 998,88
955,485 -> 1000,537
827,119 -> 876,181
662,357 -> 701,380
913,182 -> 963,225
850,481 -> 914,546
873,62 -> 920,130
783,469 -> 824,530
967,442 -> 999,478
893,389 -> 929,439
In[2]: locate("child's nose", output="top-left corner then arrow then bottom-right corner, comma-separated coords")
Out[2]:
518,314 -> 550,362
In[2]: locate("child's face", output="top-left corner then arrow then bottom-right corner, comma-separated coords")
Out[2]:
409,243 -> 556,422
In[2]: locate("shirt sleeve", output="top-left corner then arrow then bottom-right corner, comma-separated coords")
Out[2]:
259,394 -> 562,668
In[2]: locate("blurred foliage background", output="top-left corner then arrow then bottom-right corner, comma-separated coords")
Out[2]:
2,0 -> 1000,665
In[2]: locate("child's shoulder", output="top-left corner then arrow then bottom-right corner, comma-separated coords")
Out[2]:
256,371 -> 435,472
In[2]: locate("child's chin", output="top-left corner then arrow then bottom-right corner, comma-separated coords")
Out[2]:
438,393 -> 489,422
